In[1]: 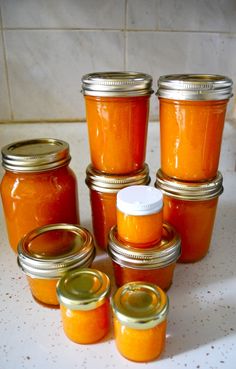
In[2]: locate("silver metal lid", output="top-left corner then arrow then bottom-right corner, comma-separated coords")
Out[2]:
85,163 -> 150,193
1,138 -> 71,172
81,71 -> 153,97
157,74 -> 233,100
108,223 -> 181,269
155,169 -> 223,201
17,224 -> 95,279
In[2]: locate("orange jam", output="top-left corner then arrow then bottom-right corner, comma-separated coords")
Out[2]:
117,185 -> 163,246
111,282 -> 168,362
81,72 -> 153,174
17,224 -> 95,307
155,169 -> 223,263
85,164 -> 150,250
157,74 -> 233,181
1,138 -> 79,253
108,223 -> 181,290
57,269 -> 111,344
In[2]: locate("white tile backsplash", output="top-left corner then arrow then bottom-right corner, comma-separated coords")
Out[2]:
0,31 -> 11,120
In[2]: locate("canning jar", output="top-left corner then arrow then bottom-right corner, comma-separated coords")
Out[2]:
1,138 -> 80,253
108,223 -> 181,290
81,72 -> 153,174
111,282 -> 169,362
85,164 -> 150,250
57,268 -> 110,344
157,74 -> 233,181
117,185 -> 163,246
155,169 -> 223,262
17,224 -> 95,307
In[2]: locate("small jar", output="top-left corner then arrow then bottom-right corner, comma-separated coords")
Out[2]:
111,282 -> 169,362
108,223 -> 181,290
85,164 -> 150,250
155,169 -> 223,263
81,72 -> 153,174
1,138 -> 80,253
57,268 -> 111,344
117,185 -> 163,246
157,74 -> 233,181
17,224 -> 95,307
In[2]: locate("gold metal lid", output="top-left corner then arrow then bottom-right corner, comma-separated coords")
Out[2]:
85,163 -> 150,193
56,268 -> 111,310
155,169 -> 223,201
108,223 -> 181,269
1,138 -> 71,172
17,224 -> 95,279
111,282 -> 169,329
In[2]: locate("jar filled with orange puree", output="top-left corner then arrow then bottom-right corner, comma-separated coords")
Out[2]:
1,138 -> 80,253
157,74 -> 233,181
81,72 -> 153,174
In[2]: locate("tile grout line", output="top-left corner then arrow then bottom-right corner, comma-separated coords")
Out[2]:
124,0 -> 128,70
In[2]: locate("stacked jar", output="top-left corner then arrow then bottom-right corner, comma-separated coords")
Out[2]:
155,74 -> 233,263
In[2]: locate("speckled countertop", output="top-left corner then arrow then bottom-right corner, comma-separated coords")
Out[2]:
0,122 -> 236,369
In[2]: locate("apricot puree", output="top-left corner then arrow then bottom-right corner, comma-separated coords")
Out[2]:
27,276 -> 59,306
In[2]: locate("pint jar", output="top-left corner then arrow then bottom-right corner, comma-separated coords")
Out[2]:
81,72 -> 153,174
1,138 -> 80,253
155,169 -> 223,263
157,74 -> 233,181
17,224 -> 95,307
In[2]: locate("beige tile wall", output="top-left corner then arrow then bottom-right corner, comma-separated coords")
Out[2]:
0,0 -> 236,122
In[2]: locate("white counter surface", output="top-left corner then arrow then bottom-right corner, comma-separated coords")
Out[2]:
0,122 -> 236,369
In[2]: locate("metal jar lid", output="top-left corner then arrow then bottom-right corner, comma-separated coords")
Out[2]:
56,268 -> 111,310
108,223 -> 181,269
1,138 -> 71,172
81,71 -> 153,97
111,281 -> 169,329
155,169 -> 223,201
17,224 -> 96,279
85,163 -> 150,193
157,74 -> 233,101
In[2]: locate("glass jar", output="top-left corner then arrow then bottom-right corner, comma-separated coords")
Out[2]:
155,169 -> 223,262
117,185 -> 163,247
81,72 -> 153,174
1,138 -> 80,253
111,282 -> 169,362
157,74 -> 233,181
85,164 -> 150,251
108,223 -> 181,290
17,224 -> 95,307
57,268 -> 110,344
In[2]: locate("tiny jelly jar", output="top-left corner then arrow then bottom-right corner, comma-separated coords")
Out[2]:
1,138 -> 80,253
81,72 -> 153,174
117,185 -> 163,246
85,164 -> 150,250
111,282 -> 169,362
57,268 -> 111,344
155,169 -> 223,263
157,74 -> 233,181
108,223 -> 181,290
17,224 -> 95,307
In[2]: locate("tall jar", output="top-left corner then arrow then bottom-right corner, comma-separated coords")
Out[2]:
1,138 -> 80,253
155,169 -> 223,263
81,72 -> 153,174
157,74 -> 233,181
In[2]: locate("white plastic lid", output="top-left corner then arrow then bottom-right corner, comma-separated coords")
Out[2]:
117,185 -> 163,215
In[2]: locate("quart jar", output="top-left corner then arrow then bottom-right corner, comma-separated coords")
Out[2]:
111,282 -> 169,362
108,223 -> 181,290
155,169 -> 223,263
17,223 -> 95,307
157,74 -> 233,181
1,138 -> 80,253
117,185 -> 163,246
57,268 -> 110,344
81,72 -> 153,174
85,164 -> 150,250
